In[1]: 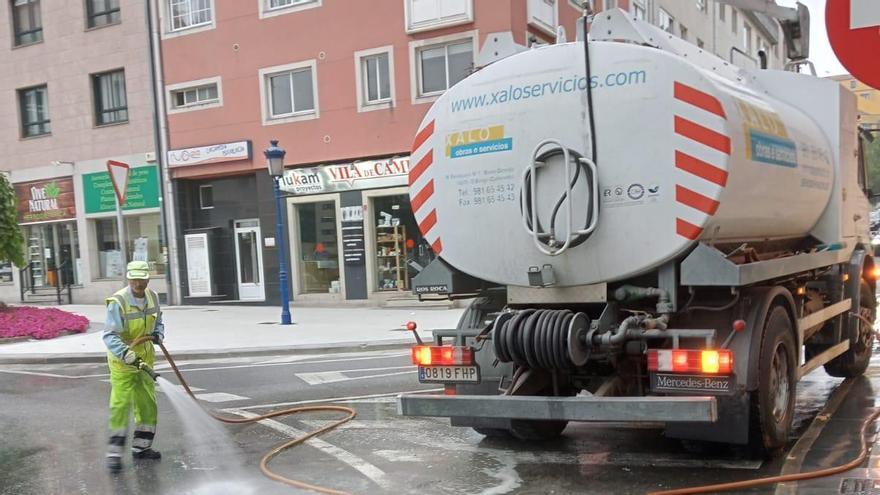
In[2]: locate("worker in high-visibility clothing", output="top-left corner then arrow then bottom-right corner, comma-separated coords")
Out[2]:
102,260 -> 165,471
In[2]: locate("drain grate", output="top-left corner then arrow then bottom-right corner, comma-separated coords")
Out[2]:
840,478 -> 880,495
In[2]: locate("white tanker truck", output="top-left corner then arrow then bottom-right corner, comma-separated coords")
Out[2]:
397,8 -> 879,452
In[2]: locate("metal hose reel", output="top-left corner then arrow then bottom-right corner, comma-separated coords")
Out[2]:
493,309 -> 591,369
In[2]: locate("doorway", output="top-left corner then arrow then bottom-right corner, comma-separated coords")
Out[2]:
234,219 -> 265,301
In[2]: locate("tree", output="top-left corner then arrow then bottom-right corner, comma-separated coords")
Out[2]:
0,173 -> 24,267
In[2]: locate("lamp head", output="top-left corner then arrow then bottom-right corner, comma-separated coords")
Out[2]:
264,140 -> 287,178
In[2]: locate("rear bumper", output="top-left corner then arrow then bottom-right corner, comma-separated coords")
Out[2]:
397,394 -> 718,423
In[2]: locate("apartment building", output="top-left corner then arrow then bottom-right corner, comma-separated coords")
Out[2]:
158,0 -> 587,305
0,0 -> 164,304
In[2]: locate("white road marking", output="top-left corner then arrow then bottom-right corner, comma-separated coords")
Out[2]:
0,369 -> 108,379
162,353 -> 410,374
157,384 -> 205,393
194,392 -> 250,403
223,408 -> 392,490
296,365 -> 415,385
257,350 -> 408,365
227,388 -> 442,411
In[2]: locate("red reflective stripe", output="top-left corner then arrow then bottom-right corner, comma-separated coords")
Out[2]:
412,120 -> 435,153
676,185 -> 720,215
411,180 -> 434,213
676,218 -> 703,240
675,151 -> 728,187
419,209 -> 438,234
674,82 -> 726,118
409,149 -> 433,186
675,116 -> 731,155
431,238 -> 443,255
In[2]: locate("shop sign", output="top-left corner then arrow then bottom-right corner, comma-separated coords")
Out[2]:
281,156 -> 410,196
83,166 -> 160,214
167,140 -> 251,168
15,177 -> 77,224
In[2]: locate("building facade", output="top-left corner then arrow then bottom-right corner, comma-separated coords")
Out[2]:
157,0 -> 587,305
0,0 -> 164,304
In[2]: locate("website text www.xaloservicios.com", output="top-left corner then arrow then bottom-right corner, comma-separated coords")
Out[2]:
450,70 -> 647,113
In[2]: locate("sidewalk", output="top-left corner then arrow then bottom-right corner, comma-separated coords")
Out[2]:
0,304 -> 465,364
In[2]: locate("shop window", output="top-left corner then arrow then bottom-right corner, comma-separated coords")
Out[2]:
296,201 -> 339,294
18,85 -> 50,137
416,38 -> 472,97
86,0 -> 120,28
22,222 -> 80,287
11,0 -> 42,46
93,69 -> 128,126
0,261 -> 11,283
94,214 -> 165,279
199,184 -> 213,209
371,194 -> 436,291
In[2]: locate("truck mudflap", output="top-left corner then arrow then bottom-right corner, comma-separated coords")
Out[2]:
397,394 -> 718,423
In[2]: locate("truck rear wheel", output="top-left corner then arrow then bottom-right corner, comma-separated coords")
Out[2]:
824,280 -> 876,378
749,305 -> 797,453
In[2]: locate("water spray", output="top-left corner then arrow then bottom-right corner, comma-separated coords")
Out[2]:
130,336 -> 357,495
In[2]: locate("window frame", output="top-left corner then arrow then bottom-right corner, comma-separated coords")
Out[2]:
408,30 -> 477,105
658,8 -> 674,33
527,0 -> 558,36
18,84 -> 51,138
354,45 -> 396,112
11,0 -> 43,47
404,0 -> 474,34
631,1 -> 645,20
162,0 -> 215,37
199,184 -> 214,209
92,69 -> 129,127
742,23 -> 752,54
718,3 -> 725,21
258,0 -> 321,19
166,76 -> 223,114
85,0 -> 121,29
696,0 -> 706,13
258,59 -> 320,126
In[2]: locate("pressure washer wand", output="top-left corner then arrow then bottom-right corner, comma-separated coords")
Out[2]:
132,358 -> 160,381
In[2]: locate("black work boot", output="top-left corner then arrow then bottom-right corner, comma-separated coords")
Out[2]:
132,448 -> 161,460
106,456 -> 122,471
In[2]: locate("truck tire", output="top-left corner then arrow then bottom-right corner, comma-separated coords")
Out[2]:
508,419 -> 568,441
472,427 -> 511,438
749,305 -> 797,453
457,295 -> 504,330
824,280 -> 876,378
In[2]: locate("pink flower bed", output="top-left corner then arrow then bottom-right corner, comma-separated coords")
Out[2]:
0,306 -> 90,340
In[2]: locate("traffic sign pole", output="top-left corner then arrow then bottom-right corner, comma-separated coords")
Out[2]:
107,161 -> 131,277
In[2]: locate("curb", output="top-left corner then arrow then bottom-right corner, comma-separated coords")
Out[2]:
0,339 -> 414,365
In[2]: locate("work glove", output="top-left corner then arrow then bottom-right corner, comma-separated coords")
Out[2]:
151,333 -> 163,345
123,349 -> 138,365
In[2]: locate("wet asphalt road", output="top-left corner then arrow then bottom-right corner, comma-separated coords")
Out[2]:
0,349 -> 877,495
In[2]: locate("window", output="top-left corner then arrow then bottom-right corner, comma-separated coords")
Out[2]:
268,0 -> 312,8
527,0 -> 557,34
405,0 -> 473,33
743,23 -> 752,54
95,214 -> 165,278
697,38 -> 705,49
260,0 -> 320,18
417,39 -> 472,96
93,70 -> 128,125
632,1 -> 645,20
603,0 -> 616,10
718,4 -> 725,21
658,8 -> 674,33
168,0 -> 212,31
173,83 -> 218,108
362,53 -> 391,104
696,0 -> 706,13
199,185 -> 213,209
732,9 -> 738,33
18,85 -> 50,137
11,0 -> 42,46
268,68 -> 314,117
259,60 -> 319,124
680,24 -> 688,41
86,0 -> 120,28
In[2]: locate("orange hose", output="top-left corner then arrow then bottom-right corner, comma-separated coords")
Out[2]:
648,407 -> 880,495
132,337 -> 357,495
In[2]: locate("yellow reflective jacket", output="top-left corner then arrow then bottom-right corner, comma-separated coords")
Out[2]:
105,287 -> 160,373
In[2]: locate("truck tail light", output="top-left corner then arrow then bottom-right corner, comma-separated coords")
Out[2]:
411,346 -> 474,366
647,349 -> 733,375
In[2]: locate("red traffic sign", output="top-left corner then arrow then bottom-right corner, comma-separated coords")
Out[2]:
106,160 -> 130,206
827,0 -> 880,90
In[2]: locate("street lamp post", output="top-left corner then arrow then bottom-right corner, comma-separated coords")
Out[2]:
264,140 -> 292,325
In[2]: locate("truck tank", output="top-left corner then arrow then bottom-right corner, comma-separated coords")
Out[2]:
408,40 -> 835,288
